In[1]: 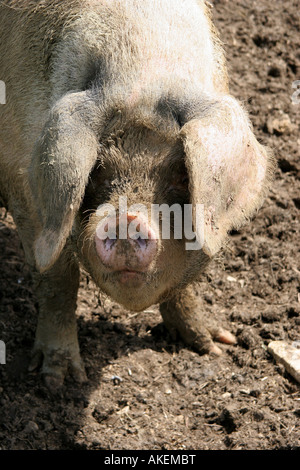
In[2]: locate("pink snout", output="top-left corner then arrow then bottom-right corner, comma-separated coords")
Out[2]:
95,212 -> 158,272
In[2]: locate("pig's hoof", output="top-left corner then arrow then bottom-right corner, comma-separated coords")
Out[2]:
212,328 -> 237,346
29,347 -> 87,389
162,314 -> 236,356
175,325 -> 236,356
201,327 -> 237,356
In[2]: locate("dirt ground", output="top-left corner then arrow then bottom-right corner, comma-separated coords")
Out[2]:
0,0 -> 299,451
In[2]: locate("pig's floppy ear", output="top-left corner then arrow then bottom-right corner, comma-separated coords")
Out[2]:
180,95 -> 274,258
29,92 -> 99,272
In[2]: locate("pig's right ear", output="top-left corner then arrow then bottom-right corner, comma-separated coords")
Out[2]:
29,92 -> 99,272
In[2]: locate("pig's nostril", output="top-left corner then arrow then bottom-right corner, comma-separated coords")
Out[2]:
104,238 -> 117,250
135,236 -> 147,249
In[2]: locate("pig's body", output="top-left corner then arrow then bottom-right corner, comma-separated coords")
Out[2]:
0,0 -> 273,386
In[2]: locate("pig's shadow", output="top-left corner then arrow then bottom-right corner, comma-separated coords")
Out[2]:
77,308 -> 174,377
0,216 -> 187,448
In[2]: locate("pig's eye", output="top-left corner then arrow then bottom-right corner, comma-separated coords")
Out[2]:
181,175 -> 189,185
103,179 -> 111,188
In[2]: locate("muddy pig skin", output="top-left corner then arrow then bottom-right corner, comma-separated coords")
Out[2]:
0,0 -> 274,387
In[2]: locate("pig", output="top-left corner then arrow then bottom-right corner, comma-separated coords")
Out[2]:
0,0 -> 274,387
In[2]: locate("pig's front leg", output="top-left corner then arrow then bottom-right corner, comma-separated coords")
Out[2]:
29,249 -> 87,388
159,285 -> 236,355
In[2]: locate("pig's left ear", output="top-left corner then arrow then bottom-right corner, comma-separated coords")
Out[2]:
29,91 -> 99,272
180,95 -> 275,258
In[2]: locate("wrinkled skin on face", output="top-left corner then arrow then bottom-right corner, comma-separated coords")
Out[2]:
77,124 -> 208,312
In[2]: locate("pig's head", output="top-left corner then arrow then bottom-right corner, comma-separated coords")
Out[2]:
29,90 -> 274,311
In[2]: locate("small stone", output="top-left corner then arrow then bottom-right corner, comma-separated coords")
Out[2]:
239,389 -> 251,395
163,384 -> 172,394
24,421 -> 39,434
268,341 -> 300,383
267,114 -> 295,135
111,375 -> 123,385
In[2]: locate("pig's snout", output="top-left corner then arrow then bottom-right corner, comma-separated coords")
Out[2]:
95,213 -> 158,272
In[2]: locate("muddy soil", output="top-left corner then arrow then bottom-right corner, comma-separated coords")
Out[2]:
0,0 -> 299,451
